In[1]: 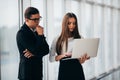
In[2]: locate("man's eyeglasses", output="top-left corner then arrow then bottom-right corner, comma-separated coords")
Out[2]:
29,16 -> 42,22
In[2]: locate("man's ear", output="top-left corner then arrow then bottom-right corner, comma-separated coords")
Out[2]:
25,18 -> 29,22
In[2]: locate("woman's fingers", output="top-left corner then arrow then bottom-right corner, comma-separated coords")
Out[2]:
79,53 -> 90,64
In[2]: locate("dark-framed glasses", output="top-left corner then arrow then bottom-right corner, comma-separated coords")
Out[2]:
29,16 -> 42,22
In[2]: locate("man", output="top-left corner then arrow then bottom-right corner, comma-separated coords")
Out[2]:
16,7 -> 49,80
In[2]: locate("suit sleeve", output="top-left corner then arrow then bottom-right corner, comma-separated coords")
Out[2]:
17,31 -> 49,57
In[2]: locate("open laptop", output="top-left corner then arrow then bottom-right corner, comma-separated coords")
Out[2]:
72,38 -> 100,58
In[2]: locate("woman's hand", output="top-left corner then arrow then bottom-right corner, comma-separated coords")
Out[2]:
55,52 -> 72,61
78,53 -> 90,64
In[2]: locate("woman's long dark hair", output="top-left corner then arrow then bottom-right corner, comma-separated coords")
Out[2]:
56,12 -> 81,55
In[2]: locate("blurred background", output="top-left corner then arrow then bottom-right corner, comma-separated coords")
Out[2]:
0,0 -> 120,80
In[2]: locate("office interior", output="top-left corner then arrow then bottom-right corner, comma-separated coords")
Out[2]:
0,0 -> 120,80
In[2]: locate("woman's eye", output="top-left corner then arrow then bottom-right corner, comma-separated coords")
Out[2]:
73,23 -> 75,25
68,22 -> 75,25
68,22 -> 71,25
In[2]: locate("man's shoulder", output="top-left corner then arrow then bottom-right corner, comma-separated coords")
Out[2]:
18,24 -> 30,33
17,27 -> 25,34
17,25 -> 29,37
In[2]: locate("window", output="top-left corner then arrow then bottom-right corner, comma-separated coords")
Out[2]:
47,0 -> 120,80
0,0 -> 120,80
0,0 -> 19,80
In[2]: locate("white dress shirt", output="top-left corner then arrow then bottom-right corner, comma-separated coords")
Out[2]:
49,36 -> 74,62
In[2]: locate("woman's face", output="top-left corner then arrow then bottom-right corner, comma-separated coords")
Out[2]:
68,17 -> 76,32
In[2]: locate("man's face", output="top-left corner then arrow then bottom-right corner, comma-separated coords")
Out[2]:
26,13 -> 42,29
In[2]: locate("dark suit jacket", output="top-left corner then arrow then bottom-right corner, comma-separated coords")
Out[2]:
16,23 -> 49,80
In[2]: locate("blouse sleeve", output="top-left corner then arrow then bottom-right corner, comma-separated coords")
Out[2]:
49,37 -> 58,62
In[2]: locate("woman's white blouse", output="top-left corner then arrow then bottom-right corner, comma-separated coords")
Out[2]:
49,37 -> 74,62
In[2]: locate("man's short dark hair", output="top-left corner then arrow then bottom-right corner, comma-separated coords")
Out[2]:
24,7 -> 39,19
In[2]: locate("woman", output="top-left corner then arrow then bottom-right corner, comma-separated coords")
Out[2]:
49,12 -> 90,80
